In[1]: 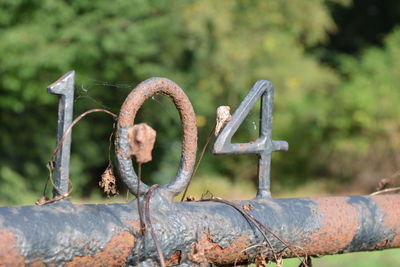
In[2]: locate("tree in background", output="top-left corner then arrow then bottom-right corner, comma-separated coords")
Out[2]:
2,0 -> 400,204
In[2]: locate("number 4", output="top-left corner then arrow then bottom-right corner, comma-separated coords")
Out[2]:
213,80 -> 288,198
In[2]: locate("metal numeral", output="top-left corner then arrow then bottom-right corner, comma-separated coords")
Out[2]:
47,71 -> 75,197
213,80 -> 288,198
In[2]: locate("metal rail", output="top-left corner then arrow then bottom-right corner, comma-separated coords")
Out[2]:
0,195 -> 399,265
0,73 -> 399,266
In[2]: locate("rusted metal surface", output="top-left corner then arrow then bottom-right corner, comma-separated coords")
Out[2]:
165,250 -> 182,266
65,230 -> 135,266
116,77 -> 197,199
374,196 -> 400,246
0,200 -> 138,266
0,195 -> 400,265
189,234 -> 250,264
1,74 -> 400,266
299,197 -> 359,255
0,229 -> 25,266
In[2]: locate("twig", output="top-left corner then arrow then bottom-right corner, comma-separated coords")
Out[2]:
370,187 -> 400,196
47,162 -> 73,196
234,244 -> 276,266
51,109 -> 117,160
125,190 -> 130,202
181,123 -> 216,201
36,162 -> 73,205
299,256 -> 312,267
249,214 -> 306,265
107,122 -> 116,165
200,197 -> 308,266
42,160 -> 54,196
41,108 -> 117,200
145,185 -> 166,267
375,170 -> 400,191
277,245 -> 308,259
199,197 -> 278,263
201,190 -> 214,200
137,163 -> 145,235
35,195 -> 71,205
134,163 -> 145,266
98,121 -> 119,199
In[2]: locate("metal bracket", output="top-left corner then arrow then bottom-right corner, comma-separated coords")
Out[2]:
213,80 -> 288,198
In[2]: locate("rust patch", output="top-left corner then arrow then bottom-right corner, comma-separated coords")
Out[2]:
165,250 -> 182,266
66,230 -> 135,266
0,229 -> 25,266
374,195 -> 400,247
189,233 -> 249,265
128,219 -> 141,234
300,197 -> 359,256
29,261 -> 54,267
118,78 -> 197,172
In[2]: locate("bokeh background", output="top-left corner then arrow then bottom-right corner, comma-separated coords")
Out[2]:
1,0 -> 400,265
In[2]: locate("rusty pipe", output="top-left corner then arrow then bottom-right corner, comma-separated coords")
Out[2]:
0,194 -> 399,266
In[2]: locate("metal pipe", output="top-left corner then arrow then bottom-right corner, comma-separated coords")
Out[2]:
0,194 -> 399,266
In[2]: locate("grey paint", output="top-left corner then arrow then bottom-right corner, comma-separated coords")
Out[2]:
47,71 -> 75,197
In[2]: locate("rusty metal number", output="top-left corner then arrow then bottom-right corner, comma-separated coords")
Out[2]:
213,80 -> 288,198
115,77 -> 198,199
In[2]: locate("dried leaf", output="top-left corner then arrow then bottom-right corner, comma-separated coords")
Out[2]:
215,106 -> 232,136
99,166 -> 118,197
128,123 -> 156,163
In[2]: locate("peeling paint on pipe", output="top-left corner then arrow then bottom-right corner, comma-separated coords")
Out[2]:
0,194 -> 399,266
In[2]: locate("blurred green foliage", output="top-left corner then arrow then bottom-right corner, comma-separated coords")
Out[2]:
273,248 -> 400,267
1,0 -> 400,204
